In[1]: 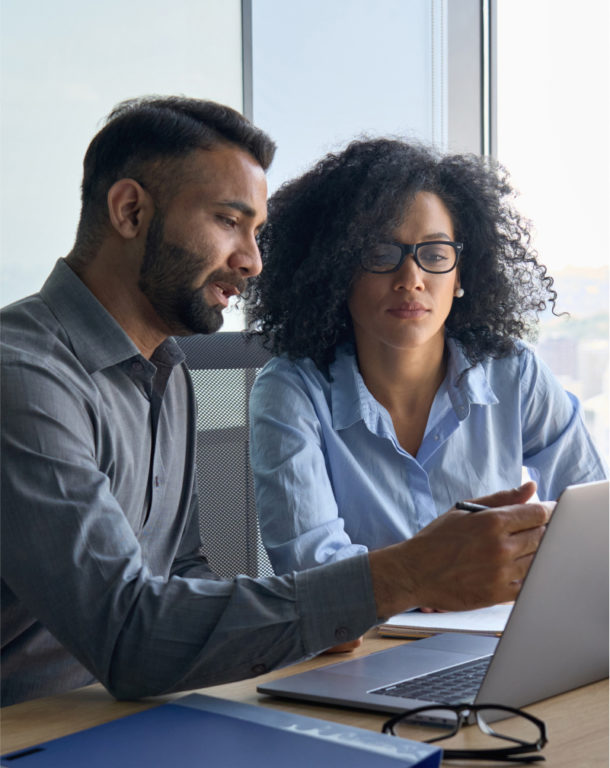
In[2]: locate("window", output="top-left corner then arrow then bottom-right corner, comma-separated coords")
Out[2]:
247,0 -> 449,194
0,0 -> 243,324
496,0 -> 609,460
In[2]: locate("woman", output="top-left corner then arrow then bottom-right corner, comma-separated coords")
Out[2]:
247,138 -> 606,576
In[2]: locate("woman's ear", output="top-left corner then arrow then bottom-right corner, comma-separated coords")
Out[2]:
106,179 -> 152,239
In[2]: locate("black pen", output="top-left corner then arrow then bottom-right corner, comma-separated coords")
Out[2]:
455,501 -> 489,513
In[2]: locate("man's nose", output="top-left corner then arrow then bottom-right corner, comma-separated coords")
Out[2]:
230,235 -> 263,278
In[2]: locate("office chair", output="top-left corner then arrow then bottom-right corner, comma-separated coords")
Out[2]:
177,332 -> 274,578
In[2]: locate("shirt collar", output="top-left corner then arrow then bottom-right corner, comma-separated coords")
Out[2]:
329,338 -> 498,432
444,337 -> 498,414
329,344 -> 381,432
40,259 -> 184,374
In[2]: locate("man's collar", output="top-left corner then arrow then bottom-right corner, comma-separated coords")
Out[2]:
40,259 -> 184,373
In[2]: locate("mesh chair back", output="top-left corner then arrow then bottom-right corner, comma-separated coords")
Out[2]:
177,332 -> 274,578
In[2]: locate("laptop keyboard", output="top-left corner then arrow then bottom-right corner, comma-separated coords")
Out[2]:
370,656 -> 492,705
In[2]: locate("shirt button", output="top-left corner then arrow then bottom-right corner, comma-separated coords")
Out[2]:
251,663 -> 267,675
132,361 -> 143,372
334,626 -> 349,642
434,433 -> 440,441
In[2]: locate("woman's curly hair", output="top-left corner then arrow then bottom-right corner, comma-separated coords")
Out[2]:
246,138 -> 558,368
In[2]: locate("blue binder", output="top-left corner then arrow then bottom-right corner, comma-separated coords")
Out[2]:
2,693 -> 441,767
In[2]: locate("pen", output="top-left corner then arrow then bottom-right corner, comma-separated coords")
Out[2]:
455,501 -> 489,513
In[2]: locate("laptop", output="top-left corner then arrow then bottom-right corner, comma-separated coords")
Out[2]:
258,480 -> 609,718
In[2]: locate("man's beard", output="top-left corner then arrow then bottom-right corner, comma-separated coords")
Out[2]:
138,210 -> 240,336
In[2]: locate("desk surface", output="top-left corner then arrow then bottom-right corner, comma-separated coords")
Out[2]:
2,633 -> 608,766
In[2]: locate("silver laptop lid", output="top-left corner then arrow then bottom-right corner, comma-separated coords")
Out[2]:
258,480 -> 609,714
475,479 -> 609,707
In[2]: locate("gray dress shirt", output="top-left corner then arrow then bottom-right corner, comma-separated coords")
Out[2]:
1,260 -> 377,706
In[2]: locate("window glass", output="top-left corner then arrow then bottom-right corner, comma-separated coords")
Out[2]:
0,0 -> 244,326
496,0 -> 609,460
250,0 -> 448,194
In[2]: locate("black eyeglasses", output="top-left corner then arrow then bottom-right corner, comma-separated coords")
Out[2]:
361,241 -> 463,274
382,703 -> 547,763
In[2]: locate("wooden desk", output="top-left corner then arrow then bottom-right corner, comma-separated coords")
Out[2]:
2,634 -> 608,766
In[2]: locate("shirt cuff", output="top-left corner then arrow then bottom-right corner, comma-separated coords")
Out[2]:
294,553 -> 379,653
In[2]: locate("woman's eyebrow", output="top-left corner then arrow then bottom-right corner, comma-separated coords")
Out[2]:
420,232 -> 452,241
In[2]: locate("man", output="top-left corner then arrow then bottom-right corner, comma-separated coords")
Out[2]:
1,96 -> 550,707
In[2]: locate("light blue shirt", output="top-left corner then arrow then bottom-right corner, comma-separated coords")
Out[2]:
250,340 -> 607,575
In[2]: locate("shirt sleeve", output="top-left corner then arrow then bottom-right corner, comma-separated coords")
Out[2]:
519,346 -> 608,499
168,476 -> 222,581
249,359 -> 369,575
1,355 -> 378,701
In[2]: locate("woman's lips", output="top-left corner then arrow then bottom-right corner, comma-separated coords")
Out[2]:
387,302 -> 430,319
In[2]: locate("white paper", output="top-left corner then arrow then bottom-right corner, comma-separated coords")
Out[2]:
379,604 -> 513,637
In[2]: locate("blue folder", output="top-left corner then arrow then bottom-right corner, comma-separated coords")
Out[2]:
2,692 -> 441,767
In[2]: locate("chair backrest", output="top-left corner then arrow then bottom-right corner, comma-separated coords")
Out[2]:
177,332 -> 274,578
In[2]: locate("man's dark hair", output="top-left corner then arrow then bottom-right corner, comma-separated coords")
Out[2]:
72,95 -> 276,257
247,137 -> 558,368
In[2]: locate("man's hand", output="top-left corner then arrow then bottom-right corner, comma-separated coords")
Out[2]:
369,483 -> 553,620
323,637 -> 364,654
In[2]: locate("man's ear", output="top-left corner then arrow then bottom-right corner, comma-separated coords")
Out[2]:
106,179 -> 152,239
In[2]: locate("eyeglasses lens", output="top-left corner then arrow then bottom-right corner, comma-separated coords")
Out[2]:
364,244 -> 403,272
417,243 -> 456,272
393,708 -> 459,743
475,707 -> 542,746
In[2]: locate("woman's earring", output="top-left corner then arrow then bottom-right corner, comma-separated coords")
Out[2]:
454,288 -> 465,298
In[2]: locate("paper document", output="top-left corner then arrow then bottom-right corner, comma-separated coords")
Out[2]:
379,604 -> 513,638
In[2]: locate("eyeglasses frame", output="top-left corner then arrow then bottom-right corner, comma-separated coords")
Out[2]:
382,702 -> 548,763
361,240 -> 464,274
